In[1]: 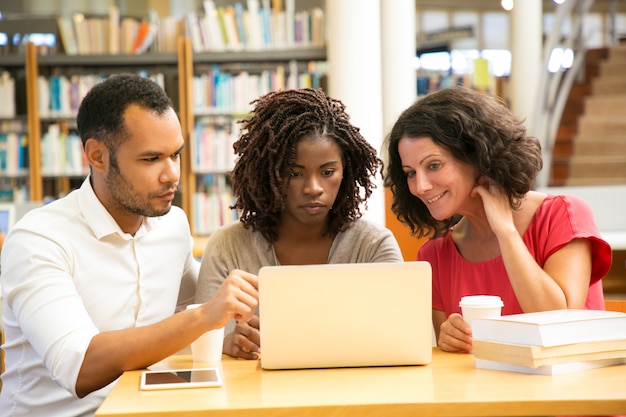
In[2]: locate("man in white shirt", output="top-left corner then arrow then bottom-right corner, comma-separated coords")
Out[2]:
0,74 -> 258,417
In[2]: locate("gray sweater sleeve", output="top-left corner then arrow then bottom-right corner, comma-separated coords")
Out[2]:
195,218 -> 404,304
328,218 -> 404,263
195,222 -> 274,304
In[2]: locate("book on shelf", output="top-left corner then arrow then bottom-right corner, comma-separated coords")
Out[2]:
193,175 -> 238,235
270,8 -> 286,49
222,5 -> 243,51
472,338 -> 626,368
311,7 -> 325,47
296,10 -> 310,46
72,13 -> 91,55
193,0 -> 324,52
233,3 -> 247,47
57,17 -> 79,55
108,5 -> 120,54
0,132 -> 28,174
37,74 -> 105,118
132,21 -> 157,54
203,0 -> 226,51
285,0 -> 294,46
191,62 -> 324,115
475,357 -> 626,376
260,0 -> 272,47
187,12 -> 205,53
246,0 -> 264,50
471,309 -> 626,347
57,8 -> 174,56
120,17 -> 138,54
87,16 -> 106,55
0,71 -> 15,118
191,118 -> 238,173
40,124 -> 88,176
154,13 -> 179,53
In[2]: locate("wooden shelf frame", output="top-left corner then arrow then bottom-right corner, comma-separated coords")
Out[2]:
4,39 -> 327,238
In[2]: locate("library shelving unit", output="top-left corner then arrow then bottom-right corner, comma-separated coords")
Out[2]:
0,54 -> 29,202
21,41 -> 186,205
3,38 -> 328,242
182,44 -> 327,237
1,0 -> 329,245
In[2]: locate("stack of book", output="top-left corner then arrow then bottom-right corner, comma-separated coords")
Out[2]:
471,309 -> 626,375
57,6 -> 174,56
186,0 -> 326,53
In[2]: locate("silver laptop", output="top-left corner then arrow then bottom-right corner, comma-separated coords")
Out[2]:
258,261 -> 432,370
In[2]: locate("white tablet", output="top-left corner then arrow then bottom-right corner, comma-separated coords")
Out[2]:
140,368 -> 222,390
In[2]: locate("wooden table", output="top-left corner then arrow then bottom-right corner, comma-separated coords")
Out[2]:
95,348 -> 626,417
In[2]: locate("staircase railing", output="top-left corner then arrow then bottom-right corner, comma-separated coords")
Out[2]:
534,0 -> 595,188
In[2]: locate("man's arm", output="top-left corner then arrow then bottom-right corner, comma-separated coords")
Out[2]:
75,269 -> 257,397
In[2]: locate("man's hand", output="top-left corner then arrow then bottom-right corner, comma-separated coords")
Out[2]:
203,269 -> 259,329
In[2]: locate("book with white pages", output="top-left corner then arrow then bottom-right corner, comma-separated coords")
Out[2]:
475,357 -> 626,375
471,309 -> 626,347
472,338 -> 626,368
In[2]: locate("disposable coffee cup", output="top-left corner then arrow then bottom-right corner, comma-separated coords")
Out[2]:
459,295 -> 504,327
186,304 -> 225,362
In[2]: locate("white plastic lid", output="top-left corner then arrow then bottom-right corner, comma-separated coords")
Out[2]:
459,295 -> 504,308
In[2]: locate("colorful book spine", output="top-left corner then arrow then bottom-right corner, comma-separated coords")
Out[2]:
0,133 -> 25,174
0,71 -> 16,118
233,3 -> 247,47
191,62 -> 325,114
56,4 -> 324,56
40,124 -> 88,175
193,174 -> 239,235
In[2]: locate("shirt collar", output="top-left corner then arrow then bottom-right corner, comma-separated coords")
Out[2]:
77,176 -> 160,240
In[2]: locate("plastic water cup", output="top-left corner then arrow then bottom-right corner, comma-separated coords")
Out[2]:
186,304 -> 225,362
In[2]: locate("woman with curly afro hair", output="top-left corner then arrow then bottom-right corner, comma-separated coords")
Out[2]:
384,87 -> 611,354
195,88 -> 402,360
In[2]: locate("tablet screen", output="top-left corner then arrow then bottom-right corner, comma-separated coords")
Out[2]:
140,368 -> 222,390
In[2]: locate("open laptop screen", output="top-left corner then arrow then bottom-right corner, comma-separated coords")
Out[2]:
259,261 -> 432,370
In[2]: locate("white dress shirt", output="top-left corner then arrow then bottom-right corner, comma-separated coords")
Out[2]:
0,177 -> 199,417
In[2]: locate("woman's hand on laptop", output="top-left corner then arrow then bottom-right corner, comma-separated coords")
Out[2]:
224,315 -> 261,360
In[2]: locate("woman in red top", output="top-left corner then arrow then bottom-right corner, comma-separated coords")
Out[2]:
383,87 -> 611,353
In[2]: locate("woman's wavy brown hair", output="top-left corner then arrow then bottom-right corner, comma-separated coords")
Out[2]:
384,87 -> 542,238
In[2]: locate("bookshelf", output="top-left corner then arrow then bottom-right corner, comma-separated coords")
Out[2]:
176,0 -> 329,236
0,55 -> 28,203
21,42 -> 185,204
2,45 -> 327,241
185,47 -> 327,236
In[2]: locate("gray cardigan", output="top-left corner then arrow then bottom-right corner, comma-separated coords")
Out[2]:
194,218 -> 404,331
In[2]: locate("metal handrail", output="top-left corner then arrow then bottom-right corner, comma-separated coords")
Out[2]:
534,0 -> 595,188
